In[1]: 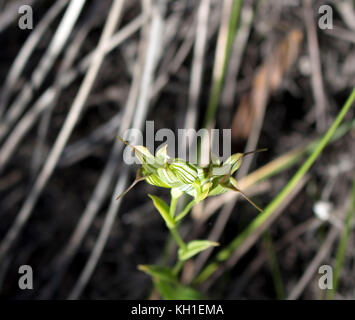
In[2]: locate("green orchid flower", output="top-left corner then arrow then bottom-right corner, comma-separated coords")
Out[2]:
116,136 -> 266,211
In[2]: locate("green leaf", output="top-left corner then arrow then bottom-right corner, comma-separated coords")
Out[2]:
178,240 -> 219,261
148,195 -> 175,228
154,280 -> 205,300
138,265 -> 177,284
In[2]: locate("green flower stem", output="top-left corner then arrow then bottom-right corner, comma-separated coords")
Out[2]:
173,260 -> 184,276
169,227 -> 187,253
170,196 -> 179,218
175,199 -> 197,222
167,195 -> 193,254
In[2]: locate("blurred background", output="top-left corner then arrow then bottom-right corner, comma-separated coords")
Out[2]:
0,0 -> 354,299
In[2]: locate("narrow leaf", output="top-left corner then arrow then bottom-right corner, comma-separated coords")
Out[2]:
138,265 -> 177,284
178,240 -> 219,261
148,194 -> 176,228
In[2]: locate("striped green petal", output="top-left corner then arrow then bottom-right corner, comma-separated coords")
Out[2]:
223,153 -> 243,175
145,174 -> 171,188
169,160 -> 198,184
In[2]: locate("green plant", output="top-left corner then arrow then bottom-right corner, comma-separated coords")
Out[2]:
116,137 -> 265,299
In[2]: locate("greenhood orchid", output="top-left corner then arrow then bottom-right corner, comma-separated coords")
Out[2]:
116,136 -> 266,211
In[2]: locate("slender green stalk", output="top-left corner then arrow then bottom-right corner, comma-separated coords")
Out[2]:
204,0 -> 243,126
169,227 -> 187,252
173,260 -> 184,276
195,88 -> 355,284
327,172 -> 355,299
197,0 -> 243,165
175,199 -> 197,222
170,196 -> 179,217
